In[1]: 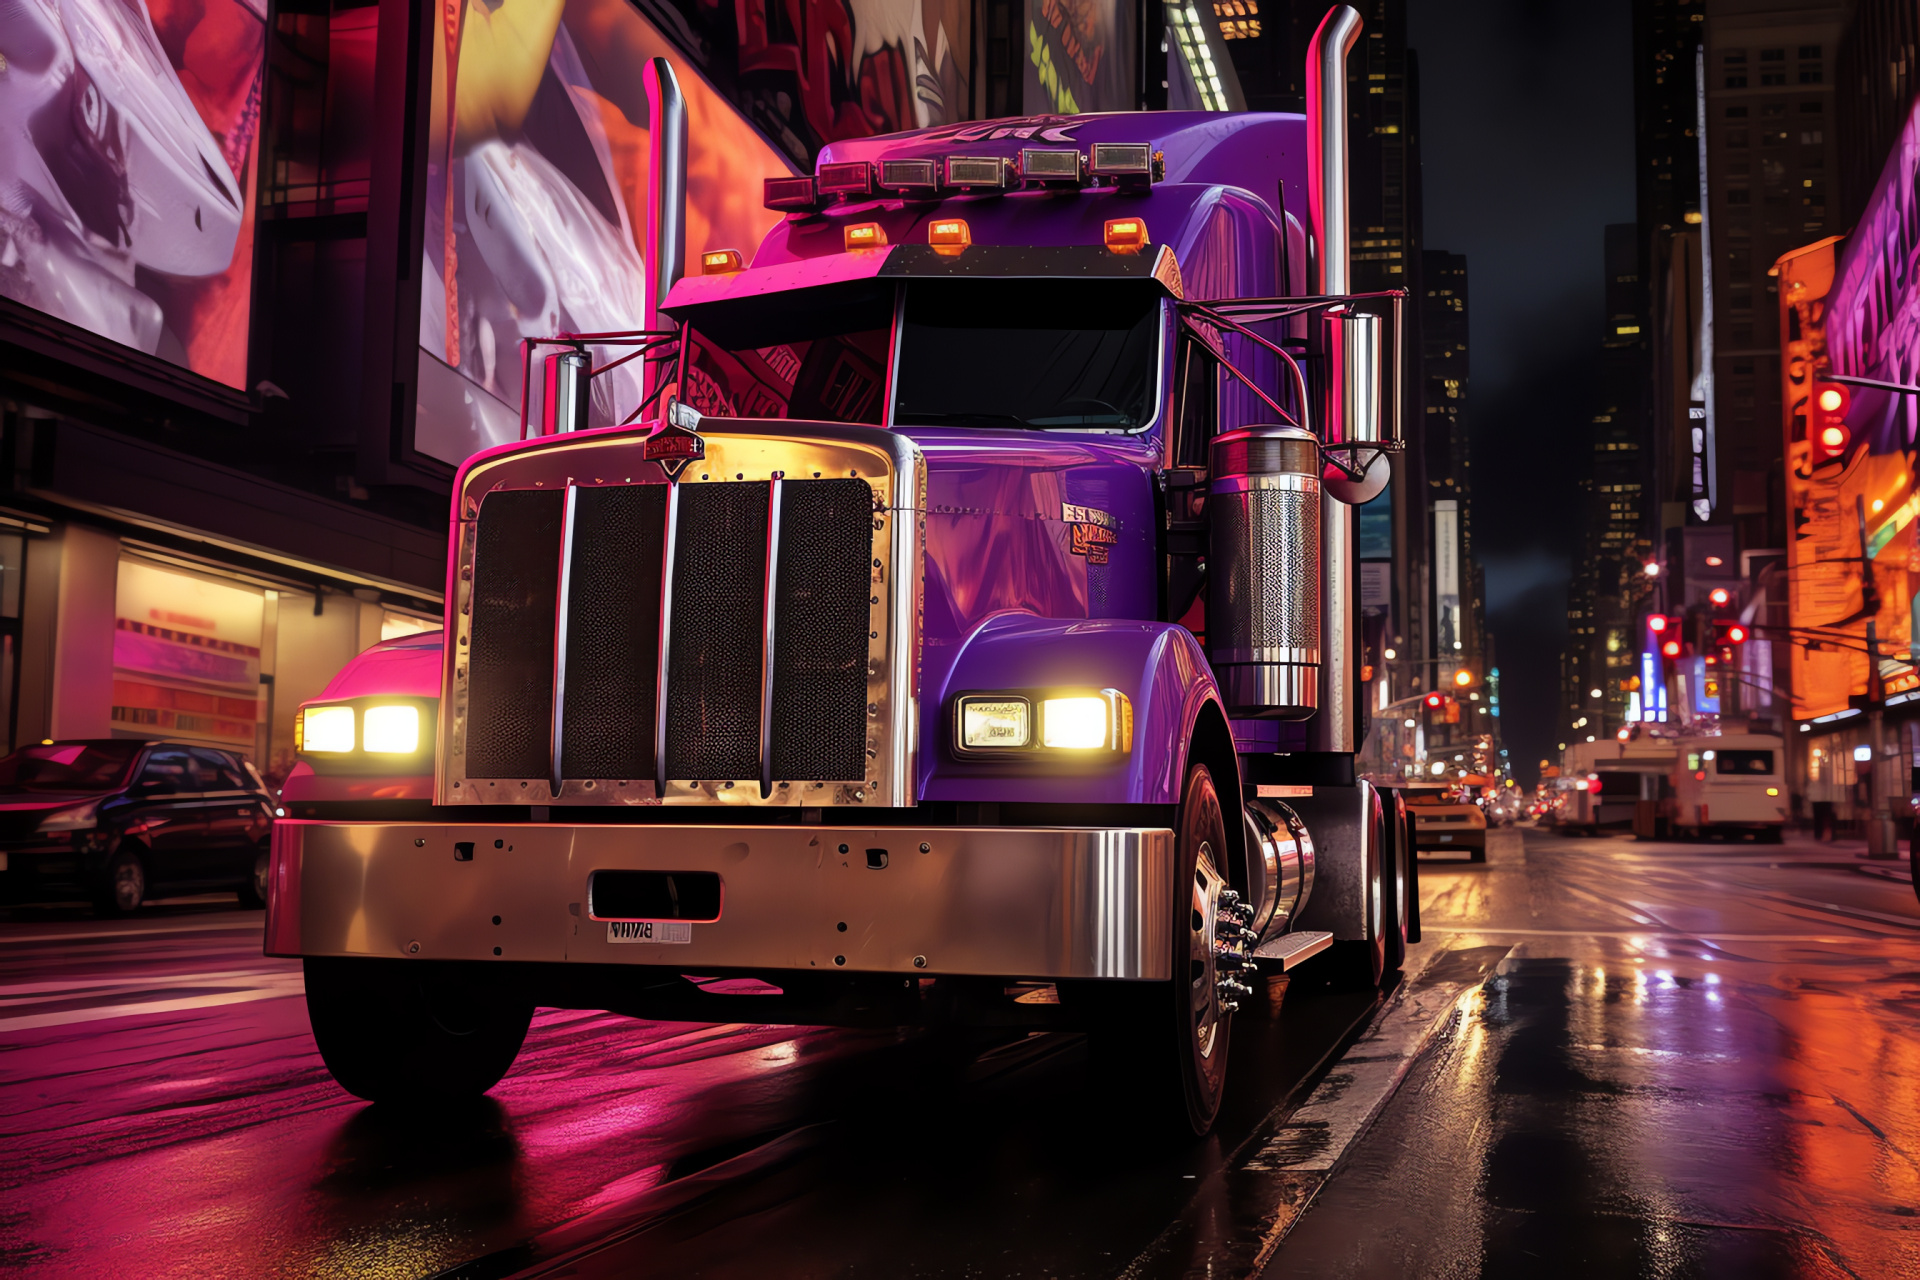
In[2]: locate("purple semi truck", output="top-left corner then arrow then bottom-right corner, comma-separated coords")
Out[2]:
267,6 -> 1415,1135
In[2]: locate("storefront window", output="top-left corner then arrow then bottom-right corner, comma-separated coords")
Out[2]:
112,559 -> 265,759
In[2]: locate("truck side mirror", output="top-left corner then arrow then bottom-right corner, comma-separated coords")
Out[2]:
1321,307 -> 1390,505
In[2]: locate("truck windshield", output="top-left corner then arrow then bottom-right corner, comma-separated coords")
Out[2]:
679,283 -> 894,424
893,280 -> 1160,430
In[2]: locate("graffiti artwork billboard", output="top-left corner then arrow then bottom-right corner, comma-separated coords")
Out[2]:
416,0 -> 977,466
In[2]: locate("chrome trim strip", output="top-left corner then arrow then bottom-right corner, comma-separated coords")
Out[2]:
758,476 -> 784,798
549,483 -> 580,795
269,819 -> 1175,980
654,483 -> 682,796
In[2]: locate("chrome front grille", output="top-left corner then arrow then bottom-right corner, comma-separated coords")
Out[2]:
442,426 -> 924,808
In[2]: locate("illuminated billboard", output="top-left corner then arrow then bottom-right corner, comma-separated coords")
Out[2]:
1778,104 -> 1920,720
416,0 -> 976,466
0,0 -> 264,389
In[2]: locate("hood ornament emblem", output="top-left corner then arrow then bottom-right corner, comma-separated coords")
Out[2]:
644,399 -> 705,479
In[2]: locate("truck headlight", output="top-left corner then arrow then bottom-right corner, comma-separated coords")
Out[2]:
955,690 -> 1131,753
299,705 -> 355,753
363,705 -> 420,754
959,697 -> 1031,748
1041,697 -> 1113,749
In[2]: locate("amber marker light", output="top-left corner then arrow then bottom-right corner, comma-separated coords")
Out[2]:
1453,668 -> 1474,688
701,249 -> 743,274
1104,217 -> 1149,254
928,218 -> 971,256
843,222 -> 888,251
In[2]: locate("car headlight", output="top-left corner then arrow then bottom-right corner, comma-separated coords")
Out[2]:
298,705 -> 355,753
363,704 -> 420,754
955,690 -> 1131,753
38,800 -> 100,833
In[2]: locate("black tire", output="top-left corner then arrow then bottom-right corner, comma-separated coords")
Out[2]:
304,958 -> 534,1105
1083,762 -> 1236,1137
1380,793 -> 1410,975
93,847 -> 146,917
1468,841 -> 1487,864
238,845 -> 269,909
1328,789 -> 1390,989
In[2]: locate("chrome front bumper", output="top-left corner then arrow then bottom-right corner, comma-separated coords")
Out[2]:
266,821 -> 1175,980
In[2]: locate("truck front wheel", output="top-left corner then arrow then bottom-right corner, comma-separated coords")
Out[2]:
304,958 -> 534,1105
1080,762 -> 1237,1136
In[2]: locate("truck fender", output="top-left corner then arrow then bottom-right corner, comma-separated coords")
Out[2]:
924,613 -> 1229,808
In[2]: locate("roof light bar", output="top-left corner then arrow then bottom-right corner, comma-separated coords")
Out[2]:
700,248 -> 743,275
763,175 -> 819,213
843,222 -> 888,251
1020,148 -> 1086,187
816,160 -> 873,199
1090,143 -> 1164,191
880,158 -> 940,195
928,217 -> 971,256
945,155 -> 1011,190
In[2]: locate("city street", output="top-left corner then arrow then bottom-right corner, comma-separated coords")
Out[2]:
3,824 -> 1918,1278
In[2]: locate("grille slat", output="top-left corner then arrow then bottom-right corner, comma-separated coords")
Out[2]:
559,485 -> 667,780
466,490 -> 565,778
770,479 -> 873,781
664,482 -> 770,781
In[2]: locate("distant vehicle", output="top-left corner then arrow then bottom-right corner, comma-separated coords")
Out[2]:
1554,738 -> 1677,835
0,740 -> 277,915
1668,734 -> 1786,841
1405,785 -> 1487,861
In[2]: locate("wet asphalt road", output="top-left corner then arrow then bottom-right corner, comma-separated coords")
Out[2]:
1276,826 -> 1920,1279
3,825 -> 1918,1278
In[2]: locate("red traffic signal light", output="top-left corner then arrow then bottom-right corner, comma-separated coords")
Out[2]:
1661,639 -> 1682,658
1709,588 -> 1730,607
1809,381 -> 1852,461
1424,692 -> 1445,709
1713,620 -> 1748,646
1648,614 -> 1670,634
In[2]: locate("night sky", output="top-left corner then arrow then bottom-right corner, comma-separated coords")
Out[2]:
1408,0 -> 1637,786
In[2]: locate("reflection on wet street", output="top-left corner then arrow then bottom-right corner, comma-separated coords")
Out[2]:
1278,828 -> 1920,1279
4,827 -> 1920,1278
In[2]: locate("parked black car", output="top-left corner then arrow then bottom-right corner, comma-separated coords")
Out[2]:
0,740 -> 277,915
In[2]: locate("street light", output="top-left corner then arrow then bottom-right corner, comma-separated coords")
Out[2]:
1588,688 -> 1602,698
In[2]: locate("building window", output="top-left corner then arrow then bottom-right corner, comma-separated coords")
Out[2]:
1800,100 -> 1823,113
1759,48 -> 1784,61
1727,189 -> 1751,205
1726,129 -> 1749,147
1761,71 -> 1786,86
1798,44 -> 1821,58
1798,68 -> 1822,84
1726,75 -> 1749,88
1726,106 -> 1749,118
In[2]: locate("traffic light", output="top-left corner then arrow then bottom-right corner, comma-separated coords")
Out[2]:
1809,381 -> 1851,462
1709,587 -> 1730,607
1424,691 -> 1445,710
1661,638 -> 1682,658
1452,667 -> 1475,689
1711,620 -> 1748,647
1648,614 -> 1670,635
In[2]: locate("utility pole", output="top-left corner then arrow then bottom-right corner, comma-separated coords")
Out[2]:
1866,617 -> 1898,859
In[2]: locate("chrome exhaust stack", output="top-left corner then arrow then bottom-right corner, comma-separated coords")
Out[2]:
642,57 -> 687,398
1305,4 -> 1364,755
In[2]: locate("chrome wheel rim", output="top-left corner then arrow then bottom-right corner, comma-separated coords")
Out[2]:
1189,842 -> 1225,1060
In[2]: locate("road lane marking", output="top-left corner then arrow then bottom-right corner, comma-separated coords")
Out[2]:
0,966 -> 297,1000
0,981 -> 305,1031
1758,893 -> 1920,931
0,919 -> 265,945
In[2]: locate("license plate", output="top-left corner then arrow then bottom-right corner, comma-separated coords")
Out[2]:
1438,834 -> 1453,843
606,920 -> 692,944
